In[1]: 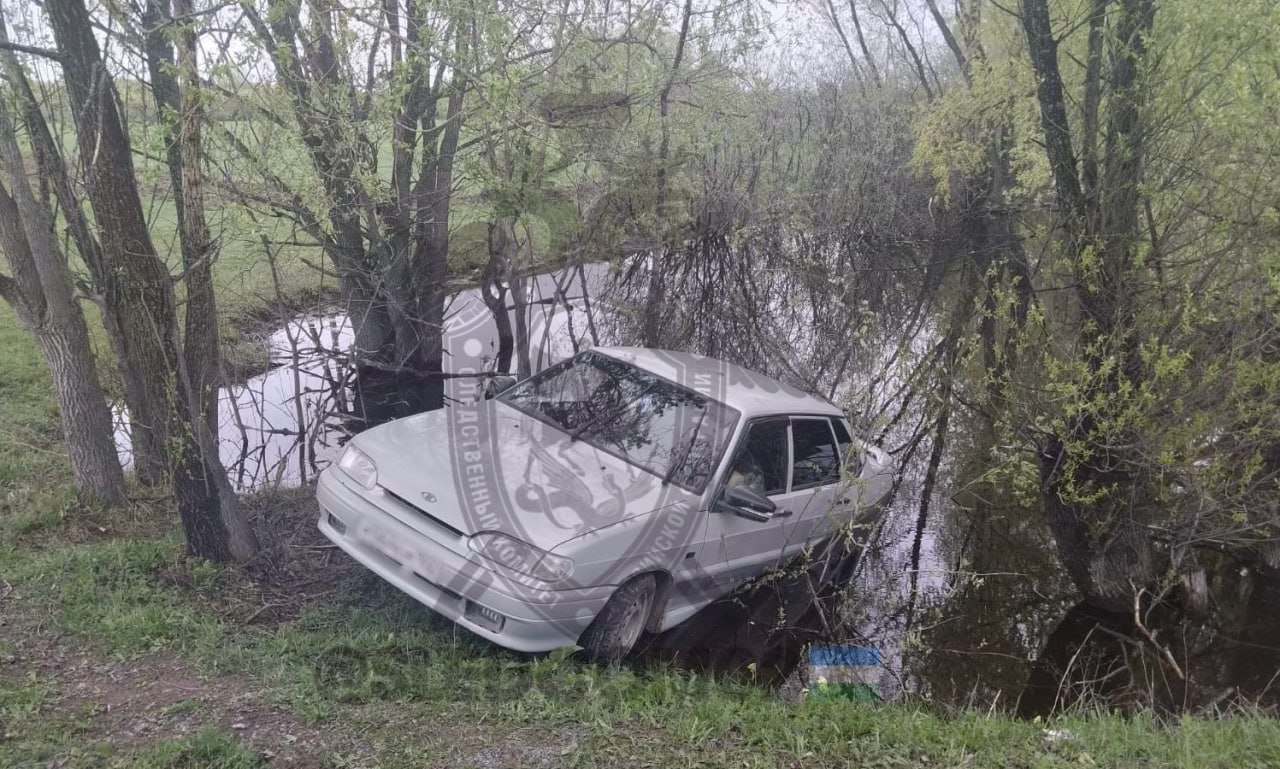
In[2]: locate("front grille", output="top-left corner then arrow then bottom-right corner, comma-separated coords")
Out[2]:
384,490 -> 465,537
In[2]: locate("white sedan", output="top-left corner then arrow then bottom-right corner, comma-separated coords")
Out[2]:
317,347 -> 893,660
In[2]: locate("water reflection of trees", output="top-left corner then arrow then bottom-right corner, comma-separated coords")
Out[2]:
612,229 -> 933,417
903,418 -> 1073,706
610,232 -> 1079,707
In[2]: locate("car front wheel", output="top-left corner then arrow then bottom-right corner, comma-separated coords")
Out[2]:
579,574 -> 657,662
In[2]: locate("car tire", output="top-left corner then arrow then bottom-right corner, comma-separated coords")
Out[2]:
579,574 -> 657,663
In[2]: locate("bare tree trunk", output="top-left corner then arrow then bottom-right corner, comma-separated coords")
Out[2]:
1080,0 -> 1109,197
642,0 -> 693,347
490,219 -> 532,378
173,0 -> 221,433
482,224 -> 515,374
876,0 -> 934,99
847,0 -> 881,88
165,1 -> 254,557
923,0 -> 968,81
823,0 -> 869,92
0,15 -> 167,487
34,325 -> 128,504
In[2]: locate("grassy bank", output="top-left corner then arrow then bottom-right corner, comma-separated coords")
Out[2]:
3,292 -> 1280,768
5,519 -> 1280,768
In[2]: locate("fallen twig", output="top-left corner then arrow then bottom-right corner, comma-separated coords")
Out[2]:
240,601 -> 283,626
1132,582 -> 1186,681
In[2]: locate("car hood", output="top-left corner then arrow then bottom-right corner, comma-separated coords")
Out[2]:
350,399 -> 696,551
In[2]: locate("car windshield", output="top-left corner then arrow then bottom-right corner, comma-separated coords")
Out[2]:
498,352 -> 739,492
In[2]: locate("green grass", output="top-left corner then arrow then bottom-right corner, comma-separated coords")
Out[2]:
0,703 -> 261,769
2,537 -> 228,657
4,525 -> 1280,767
0,303 -> 83,542
130,729 -> 262,769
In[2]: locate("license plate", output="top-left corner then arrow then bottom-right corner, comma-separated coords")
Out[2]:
355,518 -> 442,582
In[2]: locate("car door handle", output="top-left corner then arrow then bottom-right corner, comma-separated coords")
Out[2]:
774,508 -> 794,518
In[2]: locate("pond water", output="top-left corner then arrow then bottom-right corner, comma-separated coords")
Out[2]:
114,263 -> 611,492
634,413 -> 1075,707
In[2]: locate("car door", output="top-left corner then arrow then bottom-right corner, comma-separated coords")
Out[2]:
785,417 -> 847,548
697,415 -> 834,589
698,417 -> 790,589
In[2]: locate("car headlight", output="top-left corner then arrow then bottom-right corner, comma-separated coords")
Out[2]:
467,532 -> 575,583
337,445 -> 378,490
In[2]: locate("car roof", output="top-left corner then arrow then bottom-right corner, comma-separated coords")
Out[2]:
591,346 -> 843,420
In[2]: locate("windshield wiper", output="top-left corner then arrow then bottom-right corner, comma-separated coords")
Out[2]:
662,405 -> 707,486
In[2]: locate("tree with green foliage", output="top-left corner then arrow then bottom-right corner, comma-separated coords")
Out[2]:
1019,0 -> 1160,607
227,0 -> 485,412
923,0 -> 1280,703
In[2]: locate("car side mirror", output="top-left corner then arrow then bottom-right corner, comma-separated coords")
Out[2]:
483,375 -> 518,399
727,486 -> 773,516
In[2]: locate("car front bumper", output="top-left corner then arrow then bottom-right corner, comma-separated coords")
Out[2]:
316,468 -> 611,653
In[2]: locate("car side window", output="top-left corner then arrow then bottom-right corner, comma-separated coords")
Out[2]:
791,418 -> 841,489
829,418 -> 862,475
724,419 -> 788,496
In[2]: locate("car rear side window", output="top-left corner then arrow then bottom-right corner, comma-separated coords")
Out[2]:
829,418 -> 861,474
791,418 -> 841,489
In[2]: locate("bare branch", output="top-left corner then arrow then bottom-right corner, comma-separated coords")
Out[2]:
0,41 -> 63,61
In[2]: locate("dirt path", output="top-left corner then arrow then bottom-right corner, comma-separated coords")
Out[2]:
0,616 -> 354,766
0,492 -> 589,767
0,491 -> 368,766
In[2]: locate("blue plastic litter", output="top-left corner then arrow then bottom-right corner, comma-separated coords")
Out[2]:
807,645 -> 881,667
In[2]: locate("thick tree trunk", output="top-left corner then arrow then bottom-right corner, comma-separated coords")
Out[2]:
0,18 -> 167,487
43,0 -> 257,561
0,181 -> 126,507
409,233 -> 448,410
37,326 -> 129,506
